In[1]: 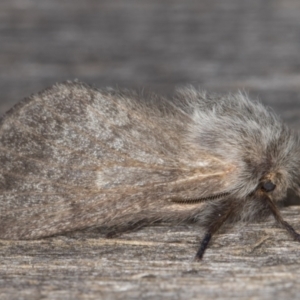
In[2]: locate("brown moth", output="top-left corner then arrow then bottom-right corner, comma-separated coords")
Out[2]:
0,80 -> 300,260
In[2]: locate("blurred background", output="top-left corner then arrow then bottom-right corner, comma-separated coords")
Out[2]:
1,0 -> 300,202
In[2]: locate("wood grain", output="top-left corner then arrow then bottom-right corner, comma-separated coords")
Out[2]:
1,207 -> 300,299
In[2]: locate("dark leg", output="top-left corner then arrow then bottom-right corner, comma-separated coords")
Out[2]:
195,233 -> 212,260
194,203 -> 234,261
264,195 -> 300,241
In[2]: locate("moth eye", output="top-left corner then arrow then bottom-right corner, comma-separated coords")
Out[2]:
261,180 -> 276,192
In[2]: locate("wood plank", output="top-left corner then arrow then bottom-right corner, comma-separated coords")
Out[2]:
1,207 -> 300,299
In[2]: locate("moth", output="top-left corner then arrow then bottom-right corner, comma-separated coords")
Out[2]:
0,81 -> 300,260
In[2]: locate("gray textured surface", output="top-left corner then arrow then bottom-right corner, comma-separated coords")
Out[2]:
1,1 -> 300,299
1,0 -> 300,127
1,207 -> 300,300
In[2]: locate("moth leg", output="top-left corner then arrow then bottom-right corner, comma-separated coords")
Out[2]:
105,219 -> 149,238
264,195 -> 300,241
195,204 -> 233,261
195,232 -> 212,260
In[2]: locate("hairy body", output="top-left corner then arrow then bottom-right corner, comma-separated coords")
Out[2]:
0,81 -> 299,260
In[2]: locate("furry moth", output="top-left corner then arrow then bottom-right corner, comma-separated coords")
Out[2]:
1,81 -> 300,260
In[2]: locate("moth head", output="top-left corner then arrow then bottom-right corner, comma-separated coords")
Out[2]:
183,88 -> 300,202
254,171 -> 290,202
237,125 -> 300,202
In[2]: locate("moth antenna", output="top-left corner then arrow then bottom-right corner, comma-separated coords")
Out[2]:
264,194 -> 300,241
171,192 -> 230,204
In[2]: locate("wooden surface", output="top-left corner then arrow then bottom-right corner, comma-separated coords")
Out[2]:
1,207 -> 300,299
1,1 -> 300,299
1,0 -> 300,128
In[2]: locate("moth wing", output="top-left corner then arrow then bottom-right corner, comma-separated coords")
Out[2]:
0,82 -> 234,239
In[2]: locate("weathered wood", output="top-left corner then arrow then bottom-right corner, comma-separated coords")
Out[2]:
1,0 -> 300,129
1,207 -> 300,299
